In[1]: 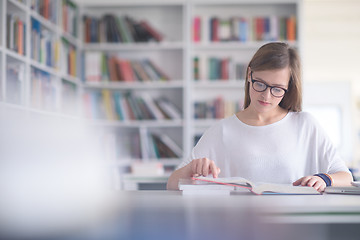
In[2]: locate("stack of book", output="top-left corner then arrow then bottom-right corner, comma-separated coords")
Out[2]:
31,18 -> 59,68
83,14 -> 163,43
83,90 -> 182,121
194,97 -> 242,119
193,15 -> 296,42
6,14 -> 26,56
84,53 -> 170,82
193,56 -> 246,81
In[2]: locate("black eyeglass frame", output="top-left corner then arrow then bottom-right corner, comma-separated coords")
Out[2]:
250,71 -> 288,98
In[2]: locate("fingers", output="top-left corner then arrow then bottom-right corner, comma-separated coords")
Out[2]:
293,176 -> 326,192
190,158 -> 220,178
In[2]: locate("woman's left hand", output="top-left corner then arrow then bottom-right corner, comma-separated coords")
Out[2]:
293,176 -> 326,192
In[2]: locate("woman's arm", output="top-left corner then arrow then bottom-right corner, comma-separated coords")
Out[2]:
166,158 -> 221,190
329,171 -> 353,186
293,171 -> 352,192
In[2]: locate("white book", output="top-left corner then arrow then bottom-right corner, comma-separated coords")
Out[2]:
179,178 -> 234,195
139,93 -> 165,120
193,176 -> 320,195
201,15 -> 209,43
85,52 -> 101,82
156,98 -> 182,119
157,134 -> 182,157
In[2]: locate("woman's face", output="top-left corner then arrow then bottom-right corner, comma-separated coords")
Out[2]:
248,67 -> 290,114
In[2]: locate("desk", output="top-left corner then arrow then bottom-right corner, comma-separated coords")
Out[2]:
3,191 -> 360,240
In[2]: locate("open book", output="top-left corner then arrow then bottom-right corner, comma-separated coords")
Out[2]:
190,176 -> 320,195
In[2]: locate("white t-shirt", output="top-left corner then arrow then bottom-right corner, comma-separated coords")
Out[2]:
178,111 -> 350,184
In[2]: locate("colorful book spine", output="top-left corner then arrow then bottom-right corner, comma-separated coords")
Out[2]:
6,14 -> 26,55
31,0 -> 58,24
84,53 -> 170,83
194,97 -> 243,119
83,14 -> 164,43
194,15 -> 297,42
83,91 -> 181,121
62,0 -> 78,37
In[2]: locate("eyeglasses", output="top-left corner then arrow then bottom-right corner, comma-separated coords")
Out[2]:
250,72 -> 287,98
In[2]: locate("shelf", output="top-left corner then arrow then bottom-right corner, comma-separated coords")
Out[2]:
193,80 -> 245,89
30,59 -> 59,76
61,31 -> 80,46
0,102 -> 81,120
83,42 -> 185,51
8,0 -> 28,12
30,10 -> 59,33
4,48 -> 27,62
87,119 -> 184,128
83,80 -> 184,89
192,41 -> 298,51
61,74 -> 82,85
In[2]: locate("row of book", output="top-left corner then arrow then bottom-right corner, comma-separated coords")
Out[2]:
144,132 -> 182,159
61,38 -> 77,77
84,52 -> 170,82
193,56 -> 247,81
6,14 -> 26,56
6,62 -> 25,105
83,14 -> 163,43
31,0 -> 58,24
31,18 -> 60,68
83,90 -> 182,121
62,0 -> 78,37
193,15 -> 296,42
31,67 -> 57,111
194,97 -> 243,119
107,131 -> 182,161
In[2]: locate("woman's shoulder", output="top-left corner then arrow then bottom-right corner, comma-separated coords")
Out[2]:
203,114 -> 238,133
289,111 -> 321,128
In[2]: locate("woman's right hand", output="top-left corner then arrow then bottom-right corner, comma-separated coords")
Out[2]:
187,158 -> 221,178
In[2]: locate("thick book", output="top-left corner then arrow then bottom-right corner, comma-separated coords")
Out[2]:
192,176 -> 320,195
179,179 -> 234,195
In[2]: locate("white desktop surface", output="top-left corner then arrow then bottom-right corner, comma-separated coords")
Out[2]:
2,190 -> 360,240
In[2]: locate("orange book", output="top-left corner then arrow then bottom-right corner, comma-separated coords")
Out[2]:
287,16 -> 296,41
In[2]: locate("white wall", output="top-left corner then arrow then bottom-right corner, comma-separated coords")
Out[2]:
303,0 -> 360,167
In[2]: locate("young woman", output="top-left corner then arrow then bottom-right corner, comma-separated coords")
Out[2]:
167,42 -> 352,191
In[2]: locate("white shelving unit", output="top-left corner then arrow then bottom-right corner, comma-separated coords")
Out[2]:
0,0 -> 82,114
0,0 -> 302,190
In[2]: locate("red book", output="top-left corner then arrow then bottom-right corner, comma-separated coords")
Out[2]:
108,56 -> 119,81
256,17 -> 264,41
18,20 -> 23,55
139,21 -> 163,42
221,59 -> 229,80
211,17 -> 219,42
122,60 -> 135,82
193,16 -> 201,42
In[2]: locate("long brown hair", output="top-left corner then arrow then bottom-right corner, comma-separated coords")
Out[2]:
243,42 -> 302,112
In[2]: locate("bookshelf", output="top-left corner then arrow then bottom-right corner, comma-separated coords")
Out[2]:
79,2 -> 187,180
0,0 -> 82,113
0,0 -> 302,189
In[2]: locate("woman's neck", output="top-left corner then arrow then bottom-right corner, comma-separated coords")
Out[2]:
237,106 -> 288,126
